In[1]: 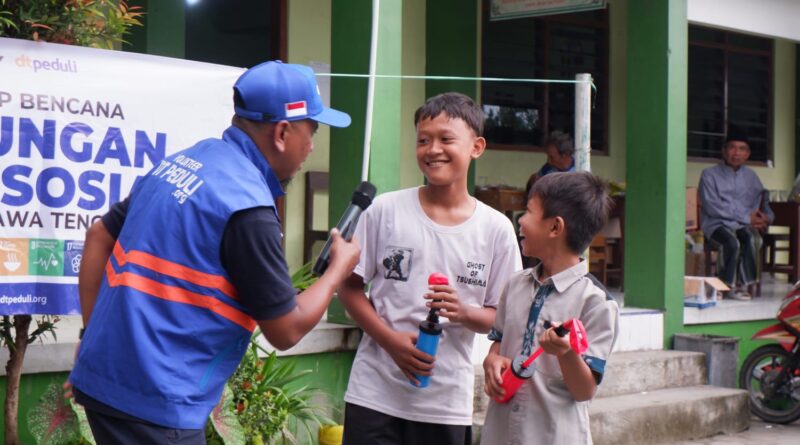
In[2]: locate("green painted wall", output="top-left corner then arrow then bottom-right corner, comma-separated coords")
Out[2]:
624,0 -> 687,347
425,1 -> 479,98
400,0 -> 427,189
681,320 -> 777,386
329,0 -> 378,229
426,0 -> 481,190
365,0 -> 404,195
123,0 -> 185,58
328,0 -> 427,255
289,351 -> 356,424
0,352 -> 356,444
284,0 -> 426,271
0,372 -> 71,444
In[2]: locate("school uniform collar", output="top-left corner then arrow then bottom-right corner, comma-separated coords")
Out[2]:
523,260 -> 586,293
222,125 -> 286,199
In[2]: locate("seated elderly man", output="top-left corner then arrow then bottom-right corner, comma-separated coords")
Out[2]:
525,131 -> 575,196
699,127 -> 773,300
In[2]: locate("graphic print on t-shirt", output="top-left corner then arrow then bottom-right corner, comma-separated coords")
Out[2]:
382,246 -> 413,281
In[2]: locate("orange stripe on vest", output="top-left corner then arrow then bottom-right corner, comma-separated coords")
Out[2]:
113,243 -> 238,300
106,262 -> 256,332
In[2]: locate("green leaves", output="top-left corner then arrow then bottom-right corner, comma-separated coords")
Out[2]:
0,0 -> 144,48
290,261 -> 318,291
27,383 -> 95,445
208,337 -> 333,445
208,385 -> 246,445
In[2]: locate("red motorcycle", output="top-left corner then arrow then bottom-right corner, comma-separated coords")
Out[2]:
739,281 -> 800,424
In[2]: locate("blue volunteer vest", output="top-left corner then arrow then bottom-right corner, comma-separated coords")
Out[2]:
70,126 -> 284,429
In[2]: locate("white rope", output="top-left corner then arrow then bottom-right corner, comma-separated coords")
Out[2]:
361,0 -> 380,182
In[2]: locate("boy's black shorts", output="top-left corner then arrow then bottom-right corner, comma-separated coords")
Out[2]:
343,402 -> 472,445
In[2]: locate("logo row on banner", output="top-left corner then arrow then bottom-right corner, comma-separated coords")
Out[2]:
0,238 -> 83,277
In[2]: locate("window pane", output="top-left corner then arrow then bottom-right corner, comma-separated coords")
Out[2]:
185,0 -> 279,68
687,26 -> 772,162
728,52 -> 770,162
481,2 -> 608,152
689,25 -> 724,44
547,22 -> 606,150
481,14 -> 545,147
688,45 -> 725,158
728,32 -> 771,52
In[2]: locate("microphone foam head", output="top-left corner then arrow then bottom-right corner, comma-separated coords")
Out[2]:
352,181 -> 377,209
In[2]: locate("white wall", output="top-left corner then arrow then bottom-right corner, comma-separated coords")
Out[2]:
689,0 -> 800,42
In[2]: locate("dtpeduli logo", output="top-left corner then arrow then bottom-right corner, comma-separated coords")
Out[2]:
14,54 -> 78,73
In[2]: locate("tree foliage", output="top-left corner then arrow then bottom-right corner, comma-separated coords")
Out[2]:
0,0 -> 143,49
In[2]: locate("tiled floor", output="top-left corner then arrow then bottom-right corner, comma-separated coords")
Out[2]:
608,274 -> 796,325
671,416 -> 800,444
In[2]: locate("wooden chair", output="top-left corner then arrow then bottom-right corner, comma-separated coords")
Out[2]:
303,171 -> 330,264
589,234 -> 608,285
762,232 -> 791,276
699,203 -> 762,298
604,237 -> 624,290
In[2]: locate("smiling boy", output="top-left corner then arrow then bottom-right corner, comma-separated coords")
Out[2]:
338,92 -> 522,445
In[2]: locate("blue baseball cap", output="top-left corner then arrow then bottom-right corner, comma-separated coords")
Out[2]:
233,60 -> 351,128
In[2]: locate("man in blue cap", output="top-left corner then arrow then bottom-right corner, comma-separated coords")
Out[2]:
69,61 -> 360,444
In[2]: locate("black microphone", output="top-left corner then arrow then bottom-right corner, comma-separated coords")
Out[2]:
312,181 -> 377,276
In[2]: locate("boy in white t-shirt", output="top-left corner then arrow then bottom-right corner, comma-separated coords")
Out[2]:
340,92 -> 522,445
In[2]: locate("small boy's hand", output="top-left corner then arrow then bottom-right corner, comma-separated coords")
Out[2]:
539,322 -> 571,357
483,351 -> 510,399
425,284 -> 470,324
384,330 -> 435,386
63,381 -> 74,400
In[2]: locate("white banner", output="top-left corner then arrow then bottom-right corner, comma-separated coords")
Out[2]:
0,37 -> 244,315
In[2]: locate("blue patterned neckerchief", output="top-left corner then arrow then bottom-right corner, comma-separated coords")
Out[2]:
521,282 -> 555,356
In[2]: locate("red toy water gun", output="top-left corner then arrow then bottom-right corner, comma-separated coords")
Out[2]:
495,318 -> 588,404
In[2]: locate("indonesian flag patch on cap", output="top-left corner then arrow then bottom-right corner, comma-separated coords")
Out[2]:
285,100 -> 307,118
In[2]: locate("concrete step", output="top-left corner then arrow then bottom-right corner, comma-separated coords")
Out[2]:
597,350 -> 707,398
472,386 -> 749,445
589,386 -> 750,445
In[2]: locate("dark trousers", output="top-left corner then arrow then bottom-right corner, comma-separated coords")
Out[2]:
343,403 -> 471,445
75,388 -> 205,445
709,226 -> 761,287
83,408 -> 205,445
